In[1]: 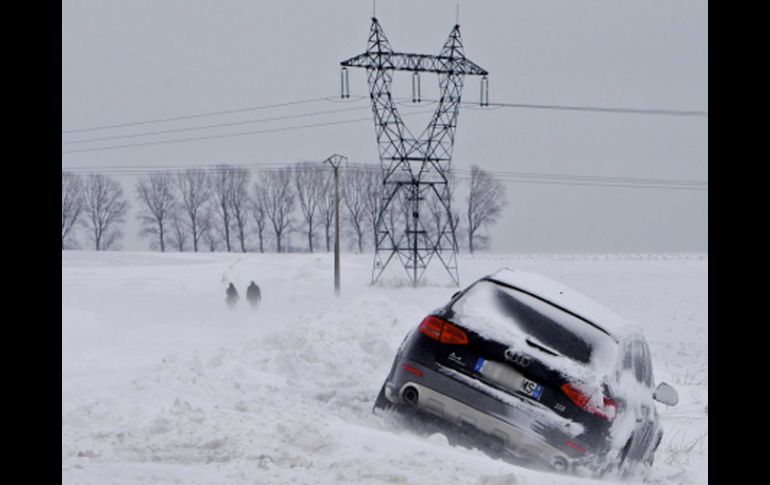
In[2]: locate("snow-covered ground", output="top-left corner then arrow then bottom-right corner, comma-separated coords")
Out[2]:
62,251 -> 708,485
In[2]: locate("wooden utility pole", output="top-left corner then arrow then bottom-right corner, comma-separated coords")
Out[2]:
323,154 -> 346,295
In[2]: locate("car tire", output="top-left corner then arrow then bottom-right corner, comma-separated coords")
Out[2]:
619,438 -> 632,465
646,432 -> 662,466
373,383 -> 394,413
617,438 -> 638,478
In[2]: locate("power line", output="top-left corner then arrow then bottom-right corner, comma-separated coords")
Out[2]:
489,178 -> 707,191
368,97 -> 707,117
467,169 -> 707,187
62,162 -> 707,191
61,104 -> 372,145
61,96 -> 367,134
62,94 -> 707,138
62,160 -> 709,185
479,101 -> 708,118
60,110 -> 437,154
393,98 -> 707,117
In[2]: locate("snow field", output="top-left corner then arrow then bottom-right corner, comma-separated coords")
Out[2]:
62,251 -> 707,484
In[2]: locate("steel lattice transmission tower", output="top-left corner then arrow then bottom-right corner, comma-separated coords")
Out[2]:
341,17 -> 489,287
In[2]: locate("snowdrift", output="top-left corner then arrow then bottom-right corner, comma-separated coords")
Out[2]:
62,251 -> 708,484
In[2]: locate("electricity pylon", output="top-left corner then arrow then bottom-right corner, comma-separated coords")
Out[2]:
341,17 -> 488,287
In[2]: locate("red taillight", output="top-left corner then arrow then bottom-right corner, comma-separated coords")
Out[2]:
602,398 -> 618,420
564,440 -> 588,455
418,316 -> 443,340
561,383 -> 617,421
440,323 -> 469,345
418,316 -> 469,345
402,364 -> 423,377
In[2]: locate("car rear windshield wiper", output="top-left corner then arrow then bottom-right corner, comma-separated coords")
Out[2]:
525,337 -> 560,357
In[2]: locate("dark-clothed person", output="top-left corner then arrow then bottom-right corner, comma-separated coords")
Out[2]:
226,282 -> 239,307
246,281 -> 261,307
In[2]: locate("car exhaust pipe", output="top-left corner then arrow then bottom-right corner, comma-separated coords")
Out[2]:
402,386 -> 419,407
551,456 -> 568,472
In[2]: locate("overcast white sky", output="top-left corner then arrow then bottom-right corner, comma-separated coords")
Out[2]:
62,0 -> 707,253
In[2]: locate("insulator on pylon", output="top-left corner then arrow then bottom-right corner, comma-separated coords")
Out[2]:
412,72 -> 421,103
341,67 -> 350,98
480,76 -> 489,107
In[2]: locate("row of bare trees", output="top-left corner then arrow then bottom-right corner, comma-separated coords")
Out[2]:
62,173 -> 129,250
62,164 -> 506,253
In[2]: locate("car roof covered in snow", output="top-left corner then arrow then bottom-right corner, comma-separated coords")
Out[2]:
483,268 -> 633,341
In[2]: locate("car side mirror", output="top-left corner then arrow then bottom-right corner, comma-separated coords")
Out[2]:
653,382 -> 679,406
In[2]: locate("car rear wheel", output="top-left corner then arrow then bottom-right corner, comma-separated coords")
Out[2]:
619,438 -> 632,466
616,438 -> 638,478
592,441 -> 629,479
645,432 -> 662,466
373,383 -> 395,413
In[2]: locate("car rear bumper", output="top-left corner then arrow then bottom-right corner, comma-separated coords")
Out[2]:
382,355 -> 598,471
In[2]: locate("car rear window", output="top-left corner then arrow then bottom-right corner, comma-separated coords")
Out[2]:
451,280 -> 617,368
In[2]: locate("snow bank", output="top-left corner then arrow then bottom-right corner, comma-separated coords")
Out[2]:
62,251 -> 707,484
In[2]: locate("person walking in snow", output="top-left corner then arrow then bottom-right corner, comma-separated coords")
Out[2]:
226,282 -> 239,307
246,281 -> 261,308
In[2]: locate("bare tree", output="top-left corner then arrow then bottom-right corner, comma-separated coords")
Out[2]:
426,169 -> 460,251
342,167 -> 368,253
167,206 -> 189,252
362,167 -> 384,250
228,167 -> 251,252
316,169 -> 336,252
136,172 -> 176,252
175,169 -> 210,252
262,168 -> 295,253
202,229 -> 218,252
364,163 -> 411,249
80,174 -> 129,251
251,174 -> 269,253
201,208 -> 219,252
375,185 -> 408,251
466,165 -> 506,254
209,165 -> 236,252
293,162 -> 324,252
62,171 -> 84,249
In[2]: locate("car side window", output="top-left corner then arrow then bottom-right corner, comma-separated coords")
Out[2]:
641,341 -> 654,387
620,339 -> 653,388
632,341 -> 645,383
622,342 -> 633,369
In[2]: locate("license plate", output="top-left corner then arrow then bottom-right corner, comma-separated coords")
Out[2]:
474,357 -> 544,400
521,378 -> 544,400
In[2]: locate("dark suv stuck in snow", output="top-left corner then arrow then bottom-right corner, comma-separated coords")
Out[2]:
374,269 -> 678,475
